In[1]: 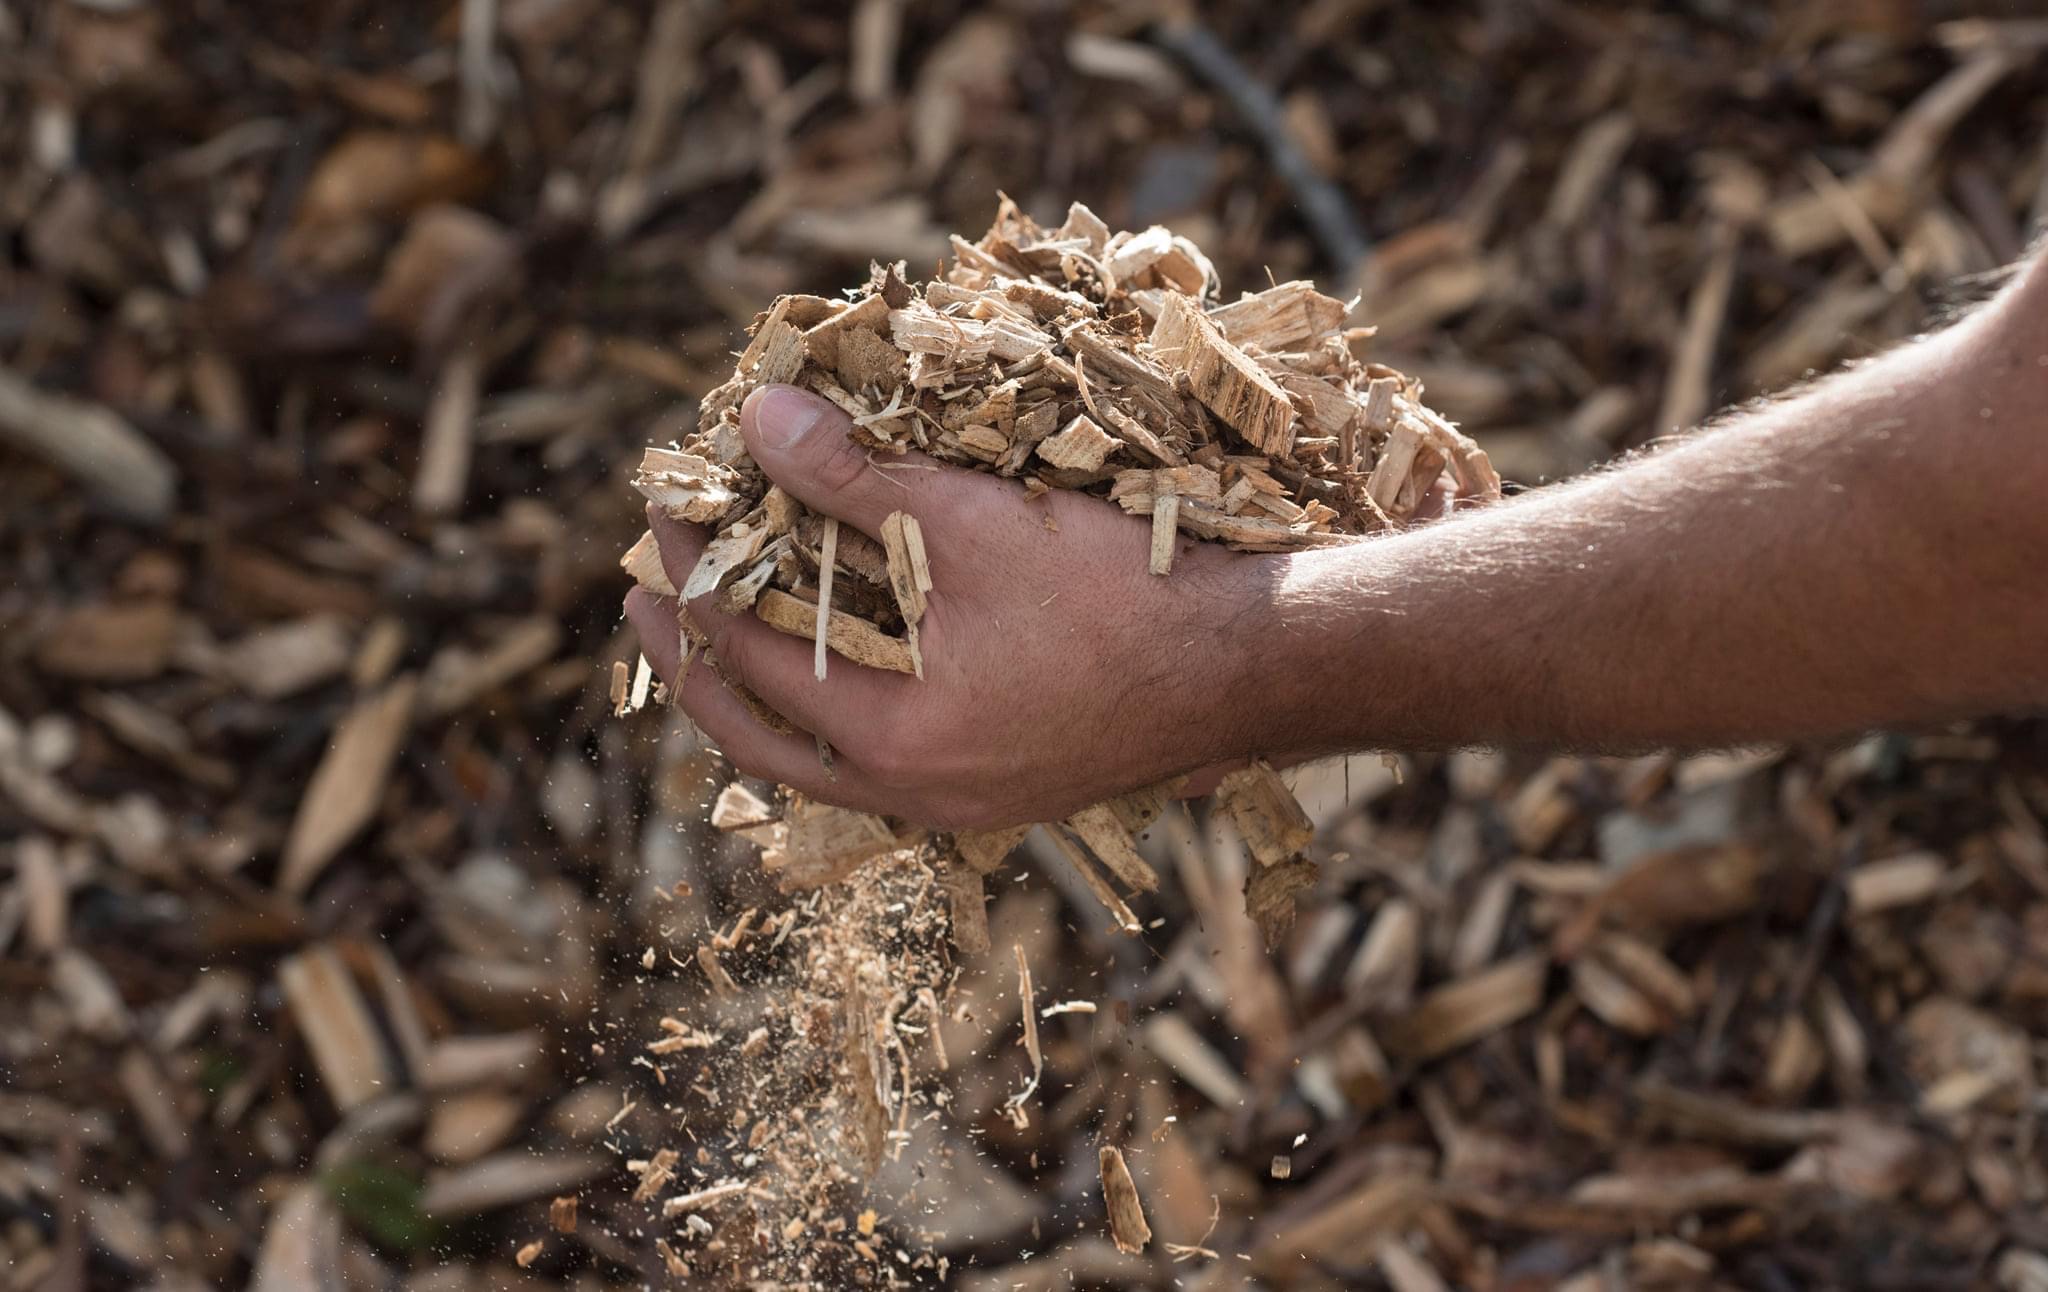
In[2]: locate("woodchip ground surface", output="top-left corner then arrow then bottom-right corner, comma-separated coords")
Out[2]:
3,3 -> 2048,1290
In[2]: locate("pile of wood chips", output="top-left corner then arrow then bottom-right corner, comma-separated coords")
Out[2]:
622,201 -> 1500,950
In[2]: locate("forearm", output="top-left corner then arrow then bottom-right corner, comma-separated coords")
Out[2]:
1247,258 -> 2048,757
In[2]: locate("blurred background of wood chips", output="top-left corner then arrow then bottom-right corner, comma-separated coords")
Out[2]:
2,2 -> 2047,1288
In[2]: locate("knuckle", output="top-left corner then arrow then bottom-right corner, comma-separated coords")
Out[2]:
860,740 -> 916,791
858,721 -> 930,791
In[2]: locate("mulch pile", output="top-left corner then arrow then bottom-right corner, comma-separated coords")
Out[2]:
3,3 -> 2047,1289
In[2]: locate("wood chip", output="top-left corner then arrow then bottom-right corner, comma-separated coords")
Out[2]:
1148,491 -> 1180,575
1215,760 -> 1315,866
1150,291 -> 1297,453
416,347 -> 482,517
753,588 -> 915,675
1099,1146 -> 1152,1255
813,516 -> 839,681
1846,851 -> 1950,914
956,824 -> 1030,873
1063,803 -> 1161,893
279,943 -> 395,1112
278,674 -> 417,897
0,369 -> 177,522
1036,413 -> 1118,470
1043,823 -> 1143,934
1384,952 -> 1549,1062
879,509 -> 932,678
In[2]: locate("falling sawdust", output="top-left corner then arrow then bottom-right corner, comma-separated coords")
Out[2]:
622,848 -> 955,1288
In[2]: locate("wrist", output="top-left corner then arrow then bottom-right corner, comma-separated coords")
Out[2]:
1201,544 -> 1370,764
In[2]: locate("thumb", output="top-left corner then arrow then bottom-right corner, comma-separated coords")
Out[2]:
741,383 -> 961,538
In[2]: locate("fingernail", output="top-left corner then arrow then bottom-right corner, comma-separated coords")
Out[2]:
756,385 -> 823,450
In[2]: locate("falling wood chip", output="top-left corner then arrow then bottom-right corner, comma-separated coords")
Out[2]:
1099,1146 -> 1152,1254
609,660 -> 631,716
709,782 -> 776,832
696,944 -> 739,997
1063,803 -> 1161,893
620,529 -> 677,597
842,982 -> 890,1175
1043,824 -> 1144,934
1216,760 -> 1315,867
1245,855 -> 1319,949
659,1179 -> 751,1218
1003,943 -> 1043,1128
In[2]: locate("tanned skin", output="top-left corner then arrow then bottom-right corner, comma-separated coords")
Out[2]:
625,252 -> 2048,831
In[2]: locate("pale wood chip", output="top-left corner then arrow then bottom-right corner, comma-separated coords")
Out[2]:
1151,291 -> 1296,453
278,675 -> 418,897
813,516 -> 839,681
1063,802 -> 1161,893
1035,412 -> 1119,470
1214,760 -> 1315,867
1043,824 -> 1144,934
279,944 -> 395,1112
1384,952 -> 1549,1062
754,588 -> 915,675
1148,491 -> 1180,575
1004,943 -> 1042,1128
696,944 -> 739,998
956,824 -> 1030,873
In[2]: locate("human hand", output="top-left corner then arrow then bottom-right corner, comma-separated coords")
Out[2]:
622,384 -> 1285,830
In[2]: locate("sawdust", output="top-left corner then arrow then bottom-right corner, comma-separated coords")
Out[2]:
618,848 -> 954,1287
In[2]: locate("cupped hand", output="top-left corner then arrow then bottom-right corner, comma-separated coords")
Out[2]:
623,384 -> 1285,830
